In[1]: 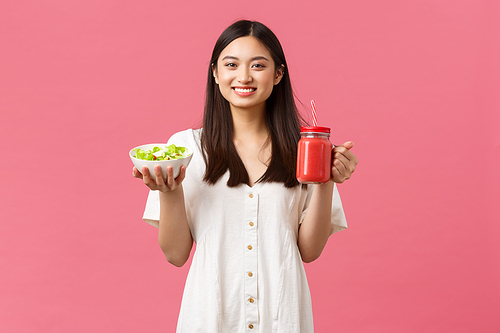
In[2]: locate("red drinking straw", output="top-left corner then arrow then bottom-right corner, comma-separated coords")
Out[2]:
310,100 -> 318,127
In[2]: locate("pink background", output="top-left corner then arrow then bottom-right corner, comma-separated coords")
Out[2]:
1,0 -> 499,332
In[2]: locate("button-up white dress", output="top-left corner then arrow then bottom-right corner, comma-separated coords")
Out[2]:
143,129 -> 347,333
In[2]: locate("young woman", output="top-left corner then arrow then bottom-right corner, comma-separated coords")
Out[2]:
133,20 -> 358,333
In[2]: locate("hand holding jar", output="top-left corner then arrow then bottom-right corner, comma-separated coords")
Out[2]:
330,141 -> 358,184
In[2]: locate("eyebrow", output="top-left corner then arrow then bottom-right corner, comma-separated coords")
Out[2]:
221,55 -> 270,62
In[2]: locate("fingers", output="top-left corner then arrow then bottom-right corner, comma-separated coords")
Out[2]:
331,141 -> 359,183
177,165 -> 187,184
151,166 -> 170,193
165,166 -> 175,189
331,154 -> 351,183
132,166 -> 143,179
158,165 -> 186,192
342,141 -> 354,150
136,165 -> 186,192
333,143 -> 359,166
141,166 -> 155,185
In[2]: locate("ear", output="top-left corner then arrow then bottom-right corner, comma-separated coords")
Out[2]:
274,64 -> 285,85
212,63 -> 219,85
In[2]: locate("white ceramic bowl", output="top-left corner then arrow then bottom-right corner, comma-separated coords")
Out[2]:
129,143 -> 193,180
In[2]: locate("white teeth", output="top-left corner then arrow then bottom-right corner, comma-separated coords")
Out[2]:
234,88 -> 255,93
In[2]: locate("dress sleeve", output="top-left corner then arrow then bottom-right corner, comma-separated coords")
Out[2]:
330,184 -> 348,234
143,190 -> 160,228
141,129 -> 196,228
299,183 -> 348,235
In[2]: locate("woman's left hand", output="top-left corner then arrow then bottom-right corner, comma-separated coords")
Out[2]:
331,141 -> 358,183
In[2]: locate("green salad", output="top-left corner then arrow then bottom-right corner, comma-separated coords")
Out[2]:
133,144 -> 189,161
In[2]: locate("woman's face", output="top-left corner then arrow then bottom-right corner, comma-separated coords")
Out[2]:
213,36 -> 283,113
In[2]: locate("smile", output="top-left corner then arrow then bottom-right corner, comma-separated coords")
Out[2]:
233,87 -> 256,93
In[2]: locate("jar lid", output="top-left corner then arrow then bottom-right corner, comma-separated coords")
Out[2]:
300,126 -> 331,133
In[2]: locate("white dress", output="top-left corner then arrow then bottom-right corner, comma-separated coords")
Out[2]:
143,129 -> 347,333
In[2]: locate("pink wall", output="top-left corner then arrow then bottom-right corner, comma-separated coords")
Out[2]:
1,0 -> 499,332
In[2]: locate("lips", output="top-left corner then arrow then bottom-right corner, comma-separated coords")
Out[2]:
232,86 -> 257,96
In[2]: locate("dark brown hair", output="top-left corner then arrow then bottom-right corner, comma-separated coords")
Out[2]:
201,20 -> 304,188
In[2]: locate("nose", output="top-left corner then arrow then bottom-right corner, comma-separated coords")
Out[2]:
237,67 -> 252,83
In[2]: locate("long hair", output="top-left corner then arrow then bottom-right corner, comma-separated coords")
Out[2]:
201,20 -> 304,188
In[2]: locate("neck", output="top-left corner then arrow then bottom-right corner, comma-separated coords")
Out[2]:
230,103 -> 268,141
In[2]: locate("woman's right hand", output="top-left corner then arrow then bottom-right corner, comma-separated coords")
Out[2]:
132,165 -> 186,192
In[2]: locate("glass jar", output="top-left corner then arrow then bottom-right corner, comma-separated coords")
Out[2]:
296,126 -> 332,184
